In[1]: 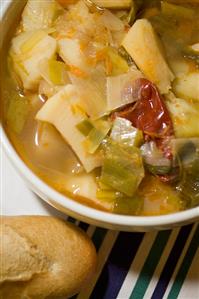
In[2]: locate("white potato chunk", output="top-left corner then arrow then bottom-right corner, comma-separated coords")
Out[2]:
21,0 -> 61,31
36,85 -> 102,172
122,19 -> 174,94
58,38 -> 88,73
173,72 -> 199,102
65,173 -> 115,211
11,31 -> 57,90
165,92 -> 199,138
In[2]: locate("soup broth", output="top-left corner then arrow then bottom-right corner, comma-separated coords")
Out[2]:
2,0 -> 199,215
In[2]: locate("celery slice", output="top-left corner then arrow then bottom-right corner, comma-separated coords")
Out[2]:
111,117 -> 143,147
83,119 -> 111,154
76,119 -> 94,136
100,140 -> 144,196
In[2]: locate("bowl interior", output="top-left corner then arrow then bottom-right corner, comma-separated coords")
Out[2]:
1,0 -> 199,231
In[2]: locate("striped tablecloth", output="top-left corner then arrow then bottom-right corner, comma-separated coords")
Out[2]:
3,151 -> 199,299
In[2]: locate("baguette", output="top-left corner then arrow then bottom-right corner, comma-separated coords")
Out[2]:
0,216 -> 97,299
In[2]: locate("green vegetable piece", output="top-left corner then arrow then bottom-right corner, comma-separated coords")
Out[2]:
111,117 -> 143,147
96,190 -> 120,201
118,47 -> 134,66
76,119 -> 94,136
107,47 -> 129,76
178,157 -> 199,208
114,194 -> 143,215
161,1 -> 194,19
48,60 -> 69,85
6,94 -> 29,134
127,2 -> 137,25
84,119 -> 111,154
146,164 -> 171,175
101,140 -> 144,196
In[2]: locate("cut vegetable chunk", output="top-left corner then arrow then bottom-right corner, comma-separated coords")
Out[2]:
111,117 -> 143,147
39,59 -> 70,86
83,119 -> 111,154
122,19 -> 174,94
69,69 -> 107,119
101,140 -> 144,196
165,92 -> 199,138
21,0 -> 62,31
58,38 -> 88,74
92,0 -> 132,9
10,31 -> 57,90
107,68 -> 144,111
173,73 -> 199,102
36,85 -> 102,172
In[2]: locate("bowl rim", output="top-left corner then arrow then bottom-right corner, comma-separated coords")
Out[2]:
1,0 -> 199,228
2,128 -> 199,227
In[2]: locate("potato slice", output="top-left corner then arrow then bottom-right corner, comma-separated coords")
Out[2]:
36,85 -> 102,172
58,38 -> 89,73
122,19 -> 174,94
173,72 -> 199,102
165,92 -> 199,138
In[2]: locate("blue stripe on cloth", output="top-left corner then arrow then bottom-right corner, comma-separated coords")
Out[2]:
151,224 -> 193,299
78,221 -> 89,231
90,231 -> 144,299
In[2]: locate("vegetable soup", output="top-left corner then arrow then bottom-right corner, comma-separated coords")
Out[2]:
2,0 -> 199,215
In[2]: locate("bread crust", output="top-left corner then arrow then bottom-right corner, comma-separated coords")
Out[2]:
0,216 -> 97,299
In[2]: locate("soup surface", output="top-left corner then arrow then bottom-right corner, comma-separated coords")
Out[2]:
2,0 -> 199,215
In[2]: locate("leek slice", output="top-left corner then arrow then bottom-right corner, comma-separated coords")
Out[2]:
100,140 -> 144,196
96,175 -> 144,215
76,119 -> 94,136
48,60 -> 69,85
178,158 -> 199,208
20,31 -> 47,53
111,117 -> 143,147
141,141 -> 171,175
92,0 -> 132,9
106,47 -> 129,76
161,2 -> 194,19
83,119 -> 111,154
39,59 -> 69,86
69,68 -> 107,119
107,68 -> 144,112
6,93 -> 29,134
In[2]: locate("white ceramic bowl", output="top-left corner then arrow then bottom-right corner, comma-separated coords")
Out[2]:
1,0 -> 199,231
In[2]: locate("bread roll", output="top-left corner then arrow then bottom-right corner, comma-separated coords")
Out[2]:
0,216 -> 97,299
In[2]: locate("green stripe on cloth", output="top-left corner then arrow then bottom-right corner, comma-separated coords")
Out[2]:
167,225 -> 199,299
129,230 -> 171,299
